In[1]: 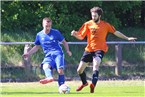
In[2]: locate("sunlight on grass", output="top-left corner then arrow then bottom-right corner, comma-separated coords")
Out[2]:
1,80 -> 144,97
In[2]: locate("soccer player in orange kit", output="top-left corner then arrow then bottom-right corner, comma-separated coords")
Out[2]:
71,6 -> 137,93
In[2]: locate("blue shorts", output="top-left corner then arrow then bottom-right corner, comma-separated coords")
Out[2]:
41,51 -> 64,70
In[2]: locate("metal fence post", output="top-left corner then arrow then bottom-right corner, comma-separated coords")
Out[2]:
115,44 -> 122,76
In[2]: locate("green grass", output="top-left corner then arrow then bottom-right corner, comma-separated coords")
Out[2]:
1,80 -> 144,97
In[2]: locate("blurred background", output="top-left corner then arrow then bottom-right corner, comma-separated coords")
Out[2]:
1,1 -> 145,82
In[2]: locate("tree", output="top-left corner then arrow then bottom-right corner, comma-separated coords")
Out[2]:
1,1 -> 143,34
141,1 -> 145,26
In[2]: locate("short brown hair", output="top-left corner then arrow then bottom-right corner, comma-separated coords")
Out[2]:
90,7 -> 103,16
43,17 -> 52,22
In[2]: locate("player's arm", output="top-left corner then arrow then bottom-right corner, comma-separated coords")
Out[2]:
113,31 -> 137,41
22,45 -> 40,58
62,39 -> 72,56
71,30 -> 84,40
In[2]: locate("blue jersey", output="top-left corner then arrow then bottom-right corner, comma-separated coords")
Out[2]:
34,28 -> 64,55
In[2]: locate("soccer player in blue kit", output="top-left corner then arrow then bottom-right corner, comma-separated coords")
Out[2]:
22,17 -> 72,86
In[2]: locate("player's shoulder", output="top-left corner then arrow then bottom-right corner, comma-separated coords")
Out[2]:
85,20 -> 93,24
51,28 -> 60,32
101,20 -> 112,26
50,28 -> 62,35
36,30 -> 43,35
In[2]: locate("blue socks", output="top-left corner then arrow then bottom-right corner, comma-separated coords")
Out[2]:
92,70 -> 99,86
58,75 -> 65,86
43,64 -> 65,86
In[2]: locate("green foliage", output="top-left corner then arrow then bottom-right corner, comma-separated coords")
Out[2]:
1,1 -> 145,80
1,30 -> 38,66
1,1 -> 144,33
1,27 -> 145,66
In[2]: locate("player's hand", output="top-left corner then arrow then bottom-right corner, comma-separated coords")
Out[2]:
67,51 -> 72,56
128,37 -> 137,41
71,30 -> 77,36
22,53 -> 30,58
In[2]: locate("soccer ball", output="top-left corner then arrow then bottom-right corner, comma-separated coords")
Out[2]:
58,84 -> 70,94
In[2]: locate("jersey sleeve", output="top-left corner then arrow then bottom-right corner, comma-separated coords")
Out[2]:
77,23 -> 89,39
57,30 -> 65,42
34,34 -> 41,45
107,23 -> 116,34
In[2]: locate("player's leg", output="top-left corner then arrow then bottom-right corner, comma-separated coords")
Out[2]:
57,68 -> 65,86
55,54 -> 65,86
90,50 -> 104,93
39,55 -> 55,84
76,51 -> 92,91
89,57 -> 101,93
39,63 -> 54,84
76,61 -> 89,91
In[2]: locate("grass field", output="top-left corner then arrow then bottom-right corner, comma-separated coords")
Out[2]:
1,80 -> 144,97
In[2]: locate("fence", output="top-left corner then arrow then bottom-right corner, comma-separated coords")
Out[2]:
1,41 -> 145,76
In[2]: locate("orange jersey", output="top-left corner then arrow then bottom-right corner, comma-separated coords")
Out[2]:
78,20 -> 116,53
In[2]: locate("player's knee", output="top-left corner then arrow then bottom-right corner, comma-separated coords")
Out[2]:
77,62 -> 87,74
93,57 -> 101,65
43,64 -> 50,70
93,57 -> 101,71
77,69 -> 83,74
